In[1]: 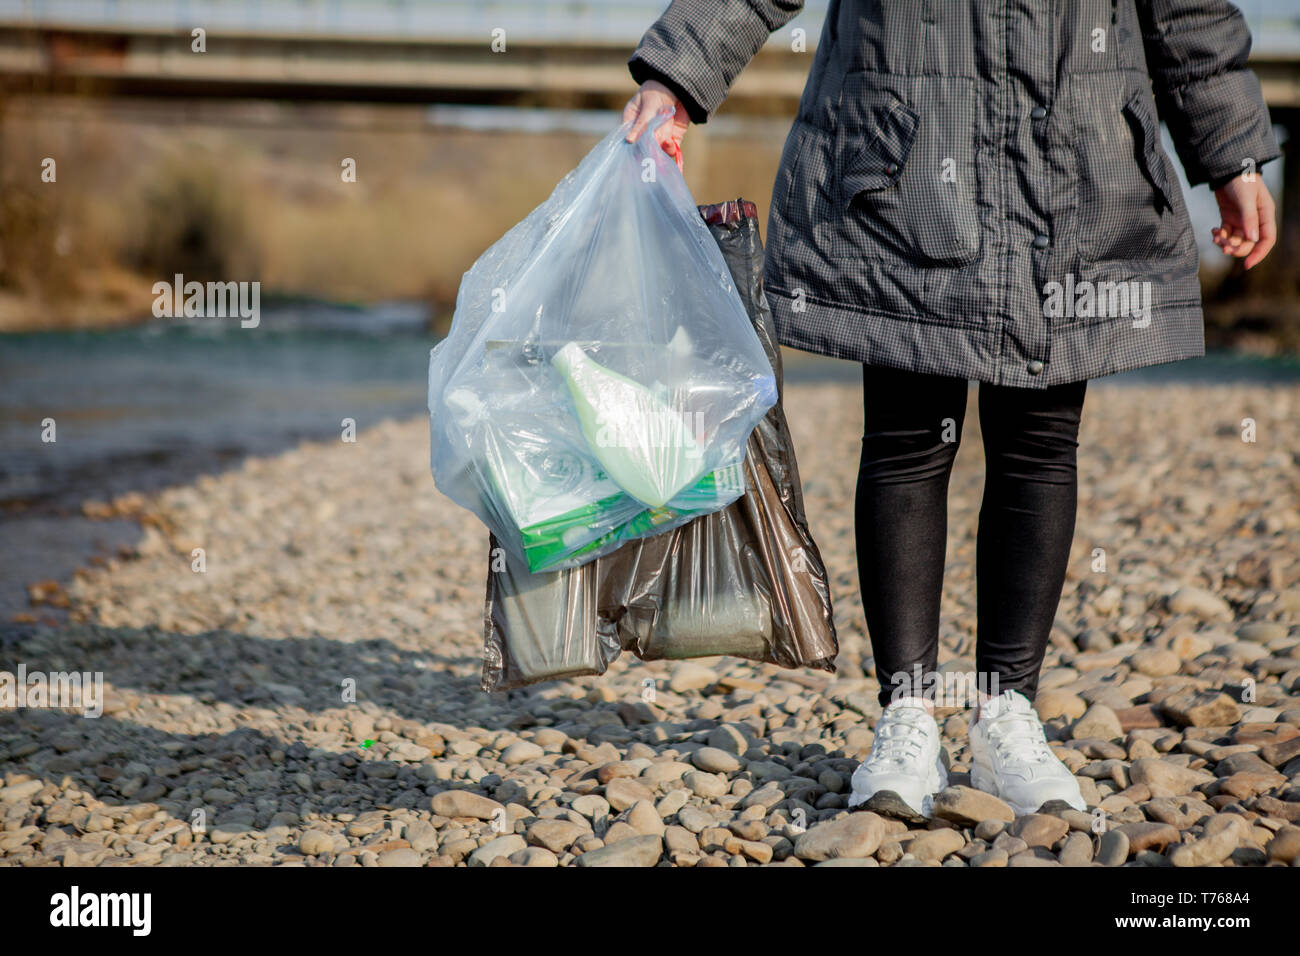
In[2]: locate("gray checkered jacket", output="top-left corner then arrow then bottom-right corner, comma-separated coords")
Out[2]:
629,1 -> 1280,387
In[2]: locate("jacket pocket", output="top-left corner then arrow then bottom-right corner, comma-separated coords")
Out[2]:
1123,90 -> 1176,213
839,98 -> 917,201
831,74 -> 980,267
1072,83 -> 1191,264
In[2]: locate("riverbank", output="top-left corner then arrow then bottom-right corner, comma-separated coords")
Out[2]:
1,378 -> 1297,867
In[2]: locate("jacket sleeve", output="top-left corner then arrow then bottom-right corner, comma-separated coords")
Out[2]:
628,1 -> 805,124
1137,0 -> 1280,186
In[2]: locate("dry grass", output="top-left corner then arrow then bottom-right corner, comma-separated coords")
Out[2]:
0,96 -> 787,332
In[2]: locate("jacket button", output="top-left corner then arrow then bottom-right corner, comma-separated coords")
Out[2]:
885,163 -> 899,176
1027,360 -> 1044,376
1032,234 -> 1050,249
1030,106 -> 1048,120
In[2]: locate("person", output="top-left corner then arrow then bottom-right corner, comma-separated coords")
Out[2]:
622,0 -> 1278,819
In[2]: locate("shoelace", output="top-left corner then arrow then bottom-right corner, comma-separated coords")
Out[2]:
869,708 -> 931,766
986,712 -> 1055,764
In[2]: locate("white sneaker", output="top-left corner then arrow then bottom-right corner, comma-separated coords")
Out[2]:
848,697 -> 948,821
969,689 -> 1087,815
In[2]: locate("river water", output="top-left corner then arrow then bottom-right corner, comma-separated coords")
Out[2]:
4,302 -> 1297,510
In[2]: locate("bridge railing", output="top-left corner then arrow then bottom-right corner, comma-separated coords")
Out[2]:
12,1 -> 817,45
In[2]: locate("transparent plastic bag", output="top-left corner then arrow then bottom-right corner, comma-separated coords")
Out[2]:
429,113 -> 777,572
482,200 -> 839,691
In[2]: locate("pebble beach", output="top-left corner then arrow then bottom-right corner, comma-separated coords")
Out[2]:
2,377 -> 1299,867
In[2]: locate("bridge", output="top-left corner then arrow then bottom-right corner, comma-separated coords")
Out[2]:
0,1 -> 827,109
2,1 -> 1297,110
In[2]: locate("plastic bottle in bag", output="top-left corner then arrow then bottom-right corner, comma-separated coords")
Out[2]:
551,341 -> 705,507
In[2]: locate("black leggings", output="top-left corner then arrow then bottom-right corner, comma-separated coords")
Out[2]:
855,365 -> 1087,708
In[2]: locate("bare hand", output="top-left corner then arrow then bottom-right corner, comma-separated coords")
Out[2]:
1212,174 -> 1277,270
623,80 -> 689,172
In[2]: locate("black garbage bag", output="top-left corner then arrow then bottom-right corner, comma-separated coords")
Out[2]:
481,199 -> 838,691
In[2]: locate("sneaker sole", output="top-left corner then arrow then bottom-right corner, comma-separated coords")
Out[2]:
848,755 -> 948,821
970,762 -> 1087,816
